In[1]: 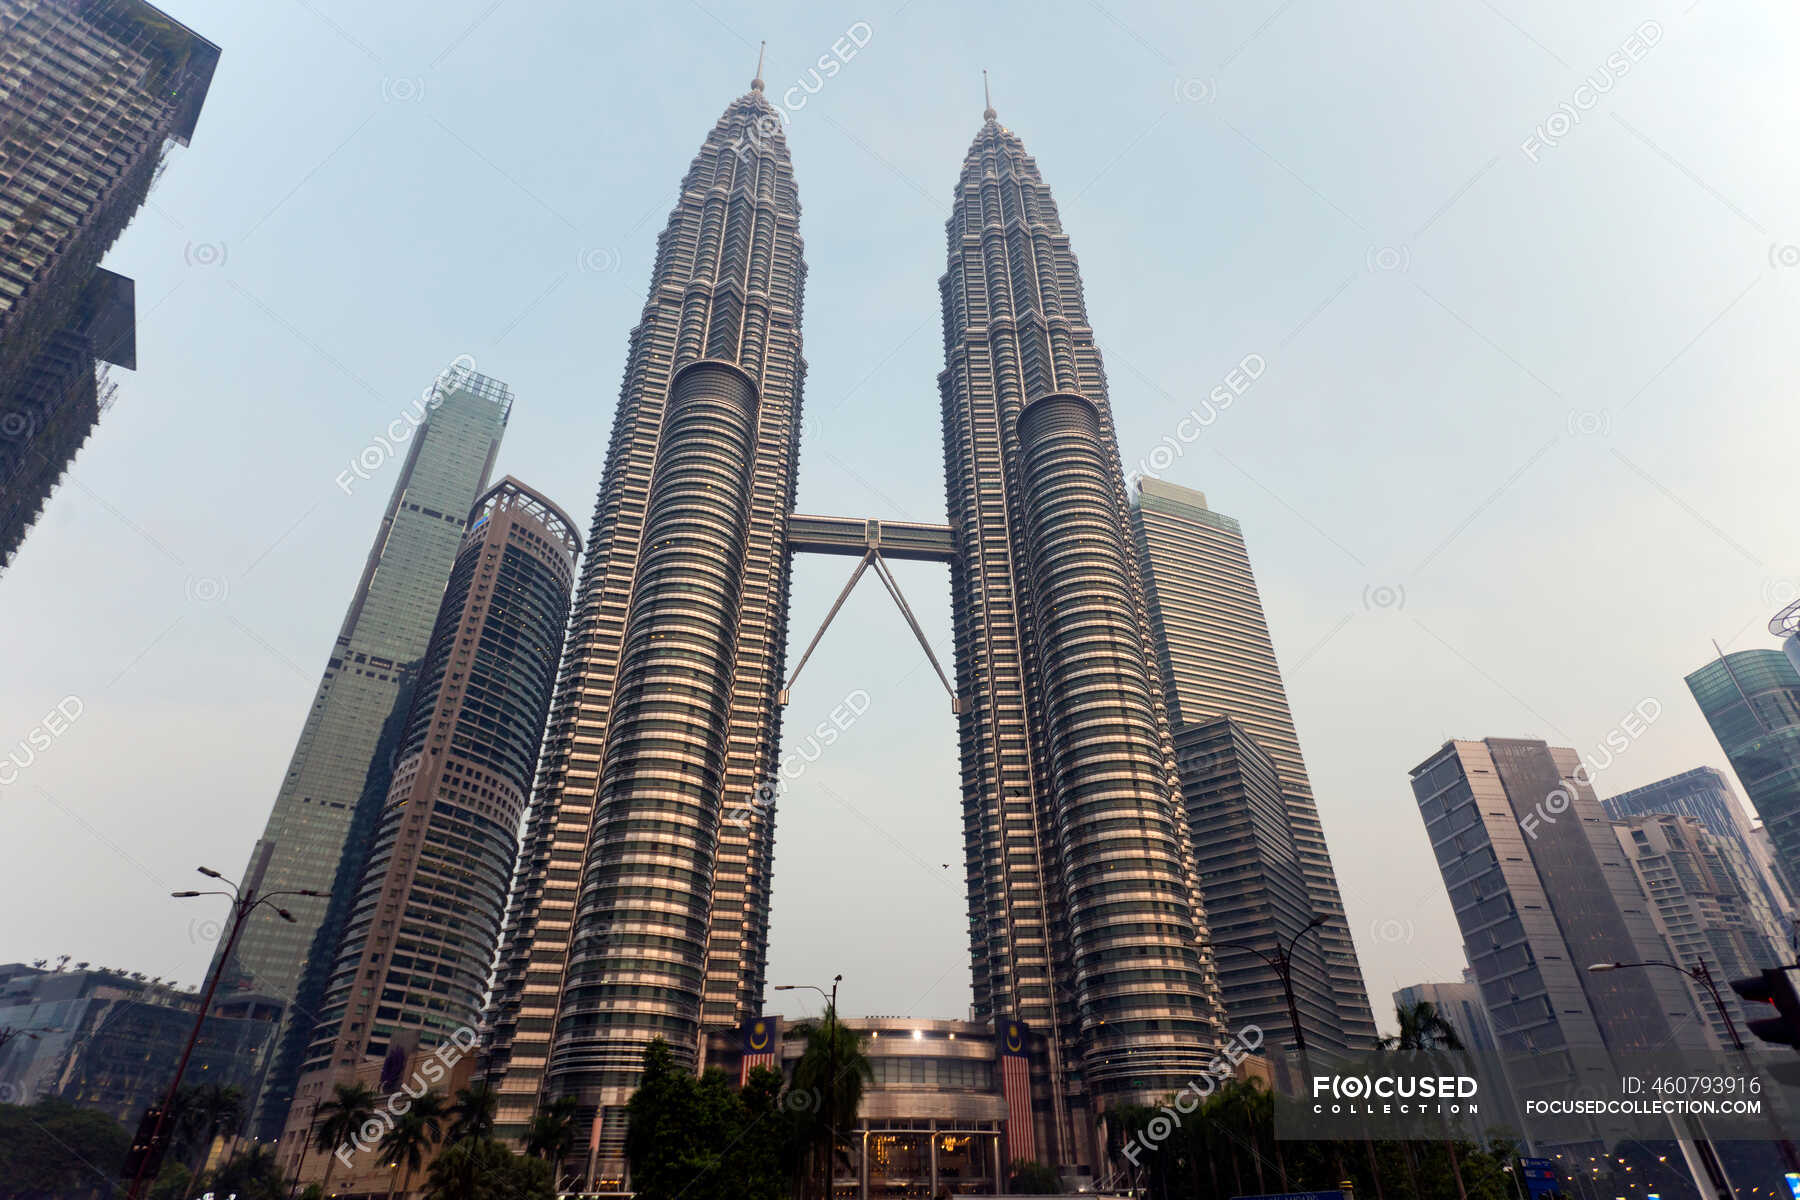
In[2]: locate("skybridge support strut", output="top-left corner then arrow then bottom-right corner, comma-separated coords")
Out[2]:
779,545 -> 961,713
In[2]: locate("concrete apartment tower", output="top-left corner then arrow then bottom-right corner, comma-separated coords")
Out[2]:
220,363 -> 511,1135
1603,766 -> 1794,949
1611,812 -> 1788,1047
279,478 -> 578,1187
0,0 -> 218,570
1130,478 -> 1376,1050
1409,738 -> 1714,1154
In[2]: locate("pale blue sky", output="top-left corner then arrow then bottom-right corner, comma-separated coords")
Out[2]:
2,0 -> 1797,1034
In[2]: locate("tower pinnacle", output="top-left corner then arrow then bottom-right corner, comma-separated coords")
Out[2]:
752,40 -> 765,92
982,68 -> 995,120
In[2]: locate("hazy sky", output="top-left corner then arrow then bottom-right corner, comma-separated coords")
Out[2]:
2,0 -> 1796,1036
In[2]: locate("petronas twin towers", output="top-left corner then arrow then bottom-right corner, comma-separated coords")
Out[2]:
484,71 -> 1241,1175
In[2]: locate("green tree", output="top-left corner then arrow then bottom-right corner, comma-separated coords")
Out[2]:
447,1080 -> 499,1143
423,1136 -> 554,1200
623,1039 -> 790,1200
1382,1000 -> 1470,1200
147,1161 -> 195,1200
728,1065 -> 791,1200
626,1038 -> 711,1198
0,1098 -> 132,1198
313,1080 -> 379,1194
523,1093 -> 578,1164
207,1142 -> 287,1200
1008,1158 -> 1062,1192
379,1091 -> 447,1199
789,1005 -> 872,1199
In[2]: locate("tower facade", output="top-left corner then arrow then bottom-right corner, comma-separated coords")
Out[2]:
0,0 -> 217,571
1409,738 -> 1714,1153
1611,812 -> 1787,1049
482,77 -> 806,1168
280,477 -> 578,1184
1130,477 -> 1377,1048
1602,766 -> 1795,937
485,85 -> 1234,1186
223,363 -> 510,1134
1687,649 -> 1800,891
936,108 -> 1224,1164
1173,716 -> 1338,1064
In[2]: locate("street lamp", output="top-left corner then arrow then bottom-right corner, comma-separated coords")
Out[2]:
1218,913 -> 1327,1082
1586,960 -> 1745,1051
1588,958 -> 1800,1174
0,1023 -> 63,1052
124,867 -> 319,1200
775,974 -> 842,1200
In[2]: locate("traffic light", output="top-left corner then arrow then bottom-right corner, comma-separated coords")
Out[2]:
1731,966 -> 1800,1048
119,1105 -> 165,1182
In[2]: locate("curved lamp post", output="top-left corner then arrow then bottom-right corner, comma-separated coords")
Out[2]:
125,866 -> 318,1200
775,975 -> 843,1200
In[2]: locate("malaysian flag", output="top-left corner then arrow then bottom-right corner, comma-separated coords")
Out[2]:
740,1014 -> 780,1084
997,1017 -> 1036,1164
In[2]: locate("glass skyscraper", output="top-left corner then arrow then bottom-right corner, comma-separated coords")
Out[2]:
219,363 -> 510,1135
1687,650 -> 1800,897
1130,477 -> 1376,1049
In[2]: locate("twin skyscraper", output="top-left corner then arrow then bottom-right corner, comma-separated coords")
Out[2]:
224,69 -> 1373,1188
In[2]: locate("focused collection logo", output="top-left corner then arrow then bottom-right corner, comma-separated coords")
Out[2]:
1312,1073 -> 1480,1115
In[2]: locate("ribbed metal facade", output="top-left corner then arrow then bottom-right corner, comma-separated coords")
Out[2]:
556,361 -> 761,1082
938,113 -> 1224,1164
278,477 -> 577,1180
483,79 -> 804,1168
487,90 -> 1242,1184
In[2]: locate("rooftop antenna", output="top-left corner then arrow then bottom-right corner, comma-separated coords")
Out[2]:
982,68 -> 996,120
752,41 -> 765,92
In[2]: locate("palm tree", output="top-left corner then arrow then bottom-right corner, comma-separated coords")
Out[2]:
313,1081 -> 379,1194
446,1080 -> 498,1144
1383,1000 -> 1469,1200
524,1094 -> 578,1164
186,1082 -> 244,1170
378,1091 -> 446,1200
789,1006 -> 873,1200
1380,999 -> 1464,1053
